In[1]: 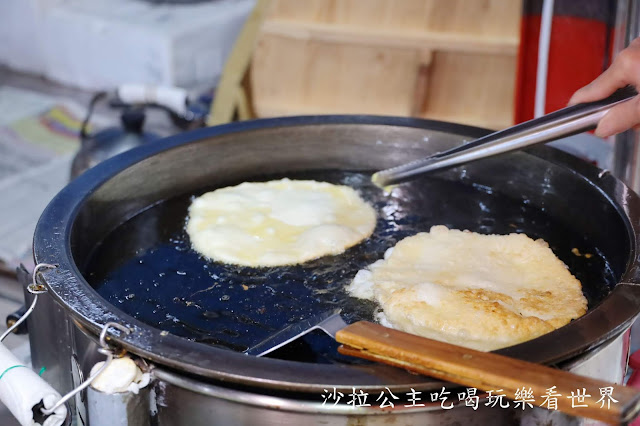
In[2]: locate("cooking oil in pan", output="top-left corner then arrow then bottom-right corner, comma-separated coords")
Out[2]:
85,170 -> 616,364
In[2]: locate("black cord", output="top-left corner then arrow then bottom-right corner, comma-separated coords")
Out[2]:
79,91 -> 108,141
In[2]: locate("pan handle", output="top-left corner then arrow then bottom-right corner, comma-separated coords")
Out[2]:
336,321 -> 640,424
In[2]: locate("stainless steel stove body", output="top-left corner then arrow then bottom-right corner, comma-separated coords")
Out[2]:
27,116 -> 640,425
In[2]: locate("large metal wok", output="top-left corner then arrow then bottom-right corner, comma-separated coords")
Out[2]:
32,115 -> 640,396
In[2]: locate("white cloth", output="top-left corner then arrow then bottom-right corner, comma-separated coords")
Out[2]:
90,356 -> 150,395
0,342 -> 66,426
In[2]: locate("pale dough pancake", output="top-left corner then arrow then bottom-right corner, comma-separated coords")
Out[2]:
347,225 -> 587,351
186,179 -> 376,267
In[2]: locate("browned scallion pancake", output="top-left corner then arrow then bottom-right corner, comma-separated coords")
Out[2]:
347,225 -> 588,351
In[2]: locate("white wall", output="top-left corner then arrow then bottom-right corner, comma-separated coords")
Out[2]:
0,0 -> 255,91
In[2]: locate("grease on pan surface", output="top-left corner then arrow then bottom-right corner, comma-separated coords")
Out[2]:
348,225 -> 588,351
87,171 -> 613,360
186,179 -> 377,267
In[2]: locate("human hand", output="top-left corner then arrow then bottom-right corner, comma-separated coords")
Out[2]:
569,38 -> 640,138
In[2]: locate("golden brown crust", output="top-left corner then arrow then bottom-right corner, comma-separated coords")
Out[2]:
347,226 -> 588,351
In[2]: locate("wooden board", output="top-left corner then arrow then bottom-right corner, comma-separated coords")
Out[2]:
336,321 -> 640,424
250,0 -> 521,129
419,51 -> 517,129
252,34 -> 424,117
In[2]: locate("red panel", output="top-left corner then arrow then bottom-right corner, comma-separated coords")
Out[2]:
515,16 -> 609,123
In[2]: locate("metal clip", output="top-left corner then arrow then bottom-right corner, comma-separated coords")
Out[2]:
41,322 -> 131,416
0,263 -> 56,342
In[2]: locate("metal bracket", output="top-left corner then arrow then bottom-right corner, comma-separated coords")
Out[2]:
0,263 -> 56,342
41,322 -> 131,416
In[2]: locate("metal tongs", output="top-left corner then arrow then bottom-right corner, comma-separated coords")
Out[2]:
372,86 -> 638,187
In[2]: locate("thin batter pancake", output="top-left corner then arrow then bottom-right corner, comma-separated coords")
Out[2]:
186,179 -> 376,267
347,225 -> 588,351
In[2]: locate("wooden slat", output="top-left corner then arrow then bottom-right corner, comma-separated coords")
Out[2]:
336,321 -> 640,424
207,0 -> 270,126
267,0 -> 521,46
261,20 -> 519,55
